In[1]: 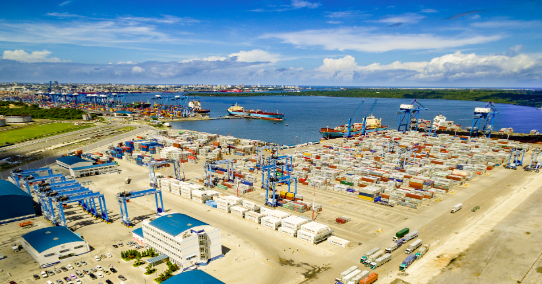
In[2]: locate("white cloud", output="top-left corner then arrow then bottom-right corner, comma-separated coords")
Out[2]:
314,51 -> 542,83
119,15 -> 200,25
2,49 -> 66,63
376,14 -> 425,25
471,20 -> 542,29
117,61 -> 137,64
132,66 -> 145,73
263,28 -> 501,52
326,21 -> 342,24
325,11 -> 357,18
291,0 -> 320,9
506,44 -> 524,57
46,12 -> 81,18
59,1 -> 71,6
421,8 -> 438,13
229,49 -> 280,63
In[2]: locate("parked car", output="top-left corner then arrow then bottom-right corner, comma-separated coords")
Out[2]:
91,268 -> 97,272
110,267 -> 117,273
63,276 -> 70,282
75,262 -> 81,267
47,270 -> 55,276
61,267 -> 68,272
83,269 -> 90,274
118,275 -> 127,281
70,274 -> 77,280
106,280 -> 113,284
41,271 -> 48,278
81,260 -> 87,266
46,281 -> 53,284
56,279 -> 63,284
106,253 -> 112,258
104,270 -> 110,275
75,280 -> 82,284
33,274 -> 40,280
55,268 -> 62,274
75,270 -> 83,277
89,273 -> 97,280
67,264 -> 74,270
97,273 -> 104,278
95,256 -> 101,261
96,265 -> 103,271
112,244 -> 118,248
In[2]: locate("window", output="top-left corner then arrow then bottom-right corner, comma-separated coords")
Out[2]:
74,245 -> 84,249
44,253 -> 55,257
59,249 -> 70,253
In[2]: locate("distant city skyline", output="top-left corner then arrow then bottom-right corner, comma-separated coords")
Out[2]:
1,0 -> 541,87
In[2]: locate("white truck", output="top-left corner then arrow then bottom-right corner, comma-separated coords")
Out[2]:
364,250 -> 385,266
361,247 -> 379,263
451,203 -> 462,213
370,253 -> 392,270
415,244 -> 430,259
405,239 -> 423,254
385,240 -> 403,253
401,230 -> 419,242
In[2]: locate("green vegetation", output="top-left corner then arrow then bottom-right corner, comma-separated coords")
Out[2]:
193,89 -> 542,107
145,264 -> 156,275
0,104 -> 85,119
0,123 -> 92,146
0,101 -> 26,107
141,247 -> 158,258
154,260 -> 179,283
121,249 -> 141,261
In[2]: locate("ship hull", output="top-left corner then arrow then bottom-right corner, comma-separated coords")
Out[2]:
228,110 -> 248,117
228,110 -> 284,120
320,127 -> 388,138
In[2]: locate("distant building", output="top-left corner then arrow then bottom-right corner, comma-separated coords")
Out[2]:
56,156 -> 93,170
134,213 -> 222,270
5,115 -> 32,123
21,226 -> 90,268
0,180 -> 35,224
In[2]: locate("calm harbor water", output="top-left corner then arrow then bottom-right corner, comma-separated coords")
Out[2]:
127,94 -> 542,145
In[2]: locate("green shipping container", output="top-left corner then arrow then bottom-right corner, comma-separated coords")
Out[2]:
217,184 -> 228,190
396,228 -> 410,238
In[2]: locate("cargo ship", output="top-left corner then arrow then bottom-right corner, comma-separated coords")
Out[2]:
189,100 -> 210,114
227,103 -> 284,120
320,115 -> 388,138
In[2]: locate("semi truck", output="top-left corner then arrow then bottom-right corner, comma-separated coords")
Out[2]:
401,230 -> 419,243
415,244 -> 430,259
405,239 -> 423,254
364,250 -> 385,266
361,247 -> 379,263
385,240 -> 403,253
399,254 -> 416,271
451,203 -> 462,213
393,228 -> 409,240
370,253 -> 392,270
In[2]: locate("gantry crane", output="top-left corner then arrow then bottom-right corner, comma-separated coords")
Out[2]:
54,192 -> 110,227
470,102 -> 498,138
360,99 -> 379,136
11,167 -> 53,188
524,148 -> 541,172
148,159 -> 181,188
397,99 -> 428,132
117,188 -> 164,227
345,99 -> 365,138
505,147 -> 526,170
204,159 -> 234,188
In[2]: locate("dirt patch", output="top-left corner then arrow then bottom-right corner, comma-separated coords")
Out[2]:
446,253 -> 466,268
535,266 -> 542,273
277,257 -> 331,283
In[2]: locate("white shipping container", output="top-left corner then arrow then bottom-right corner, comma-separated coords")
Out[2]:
268,210 -> 290,220
278,227 -> 297,237
328,236 -> 349,248
245,211 -> 262,224
261,216 -> 281,230
230,206 -> 248,218
281,216 -> 309,230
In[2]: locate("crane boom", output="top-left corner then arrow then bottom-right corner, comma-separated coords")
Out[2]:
345,99 -> 365,138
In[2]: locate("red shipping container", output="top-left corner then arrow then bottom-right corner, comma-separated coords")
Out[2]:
406,193 -> 423,200
360,273 -> 378,284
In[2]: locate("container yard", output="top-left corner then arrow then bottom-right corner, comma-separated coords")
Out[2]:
2,124 -> 542,284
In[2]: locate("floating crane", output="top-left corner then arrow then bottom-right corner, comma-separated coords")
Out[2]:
397,99 -> 428,132
470,102 -> 498,138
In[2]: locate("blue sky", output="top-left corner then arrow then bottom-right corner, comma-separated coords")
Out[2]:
1,0 -> 541,87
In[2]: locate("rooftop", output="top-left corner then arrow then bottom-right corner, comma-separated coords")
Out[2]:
71,162 -> 117,171
148,213 -> 208,237
162,270 -> 224,284
0,180 -> 30,197
22,226 -> 85,253
132,227 -> 143,238
57,156 -> 91,166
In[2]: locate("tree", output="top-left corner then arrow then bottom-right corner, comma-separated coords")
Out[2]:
145,264 -> 154,274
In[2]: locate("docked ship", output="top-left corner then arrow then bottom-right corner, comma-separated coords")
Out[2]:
189,100 -> 210,114
320,115 -> 388,138
227,103 -> 284,120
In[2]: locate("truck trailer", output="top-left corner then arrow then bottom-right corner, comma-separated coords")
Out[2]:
399,254 -> 416,271
364,250 -> 385,266
405,239 -> 423,254
402,230 -> 419,242
393,228 -> 410,240
361,247 -> 379,263
359,272 -> 378,284
415,244 -> 430,259
370,253 -> 392,269
385,240 -> 403,253
451,203 -> 462,213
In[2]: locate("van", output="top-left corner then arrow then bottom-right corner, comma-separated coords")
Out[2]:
451,203 -> 462,213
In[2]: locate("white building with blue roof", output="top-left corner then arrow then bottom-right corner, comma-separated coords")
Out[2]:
140,213 -> 222,270
56,156 -> 93,169
21,226 -> 90,268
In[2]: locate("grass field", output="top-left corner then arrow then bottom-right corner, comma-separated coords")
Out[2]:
0,123 -> 92,145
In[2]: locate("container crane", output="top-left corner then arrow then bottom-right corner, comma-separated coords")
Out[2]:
505,147 -> 525,170
361,99 -> 379,136
524,148 -> 541,172
344,100 -> 365,138
11,167 -> 53,188
117,188 -> 164,227
397,99 -> 428,132
54,192 -> 110,227
470,102 -> 498,138
204,159 -> 234,188
148,159 -> 181,188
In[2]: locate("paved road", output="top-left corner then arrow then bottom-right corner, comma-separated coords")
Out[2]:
0,124 -> 153,180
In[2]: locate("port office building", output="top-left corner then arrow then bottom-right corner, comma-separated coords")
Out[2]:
21,226 -> 90,268
0,180 -> 35,224
138,213 -> 222,270
162,270 -> 224,284
56,156 -> 118,178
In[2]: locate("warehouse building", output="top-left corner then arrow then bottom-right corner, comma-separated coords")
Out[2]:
21,226 -> 90,268
5,115 -> 32,123
0,180 -> 35,224
56,156 -> 93,169
162,270 -> 224,284
69,162 -> 119,178
140,213 -> 222,270
0,118 -> 6,127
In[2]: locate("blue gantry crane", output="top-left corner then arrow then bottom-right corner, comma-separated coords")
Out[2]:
21,174 -> 66,195
360,99 -> 379,136
148,159 -> 181,188
344,99 -> 365,138
470,102 -> 498,138
204,159 -> 235,188
256,145 -> 279,169
397,99 -> 428,132
505,147 -> 526,170
54,192 -> 110,227
117,188 -> 164,227
11,167 -> 53,188
261,154 -> 296,207
524,148 -> 541,172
